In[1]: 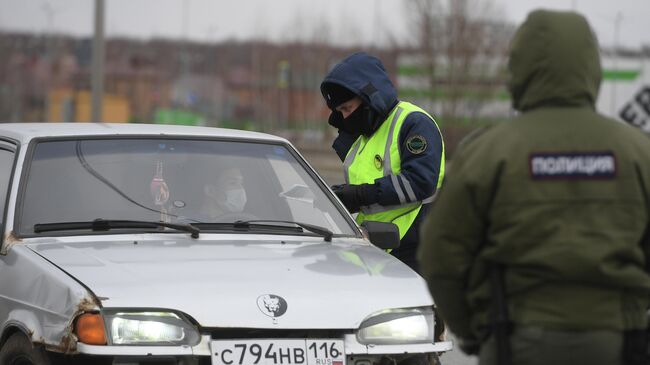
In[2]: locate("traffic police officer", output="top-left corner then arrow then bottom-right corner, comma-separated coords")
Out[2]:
417,10 -> 650,365
321,52 -> 445,271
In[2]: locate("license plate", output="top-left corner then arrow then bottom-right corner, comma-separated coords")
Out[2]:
211,339 -> 345,365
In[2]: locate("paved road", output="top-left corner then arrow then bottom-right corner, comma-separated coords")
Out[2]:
440,336 -> 478,365
439,334 -> 477,365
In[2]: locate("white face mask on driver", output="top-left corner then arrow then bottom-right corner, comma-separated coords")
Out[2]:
222,187 -> 247,213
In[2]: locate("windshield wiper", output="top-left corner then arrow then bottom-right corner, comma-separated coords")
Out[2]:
34,219 -> 200,239
232,220 -> 333,242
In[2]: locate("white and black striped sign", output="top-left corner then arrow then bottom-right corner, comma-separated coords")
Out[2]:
620,86 -> 650,133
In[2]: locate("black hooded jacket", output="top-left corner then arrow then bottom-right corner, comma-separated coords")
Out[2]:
321,52 -> 445,268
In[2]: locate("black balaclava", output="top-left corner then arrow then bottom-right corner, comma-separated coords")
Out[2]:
344,104 -> 377,137
328,103 -> 379,137
323,82 -> 380,137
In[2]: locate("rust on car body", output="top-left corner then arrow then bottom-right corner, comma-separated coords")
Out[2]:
1,231 -> 22,254
41,295 -> 102,354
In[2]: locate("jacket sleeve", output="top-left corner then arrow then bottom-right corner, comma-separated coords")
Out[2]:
331,129 -> 360,162
374,112 -> 444,206
416,131 -> 498,340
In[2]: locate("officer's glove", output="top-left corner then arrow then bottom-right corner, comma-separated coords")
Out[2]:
328,111 -> 344,130
331,183 -> 377,214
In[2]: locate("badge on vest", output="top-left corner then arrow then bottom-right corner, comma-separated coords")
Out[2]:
529,152 -> 617,180
374,154 -> 383,170
406,135 -> 427,154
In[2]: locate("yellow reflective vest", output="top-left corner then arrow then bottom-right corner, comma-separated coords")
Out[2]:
343,101 -> 445,239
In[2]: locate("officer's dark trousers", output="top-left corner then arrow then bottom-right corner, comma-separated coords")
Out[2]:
392,204 -> 430,273
478,326 -> 623,365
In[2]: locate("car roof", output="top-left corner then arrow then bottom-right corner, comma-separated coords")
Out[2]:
0,123 -> 287,145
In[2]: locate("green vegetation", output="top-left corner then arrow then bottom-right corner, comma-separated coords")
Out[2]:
154,109 -> 205,126
398,88 -> 511,101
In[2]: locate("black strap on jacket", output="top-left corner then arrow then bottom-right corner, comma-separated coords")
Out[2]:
623,223 -> 650,365
490,262 -> 512,365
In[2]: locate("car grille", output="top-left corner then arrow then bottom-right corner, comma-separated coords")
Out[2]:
206,328 -> 351,340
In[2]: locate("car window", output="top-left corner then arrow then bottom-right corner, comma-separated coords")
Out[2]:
18,138 -> 356,236
0,149 -> 15,226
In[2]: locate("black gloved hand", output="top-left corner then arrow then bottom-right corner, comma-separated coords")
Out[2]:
328,111 -> 344,130
331,183 -> 377,214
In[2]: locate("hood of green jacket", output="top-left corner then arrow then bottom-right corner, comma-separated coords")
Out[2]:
508,9 -> 602,111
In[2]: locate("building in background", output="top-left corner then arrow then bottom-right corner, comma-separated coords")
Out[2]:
1,30 -> 648,157
0,32 -> 395,133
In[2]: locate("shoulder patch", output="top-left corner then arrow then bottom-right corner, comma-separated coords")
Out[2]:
406,135 -> 427,154
529,152 -> 616,180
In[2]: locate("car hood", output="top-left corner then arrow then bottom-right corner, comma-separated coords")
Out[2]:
26,235 -> 432,329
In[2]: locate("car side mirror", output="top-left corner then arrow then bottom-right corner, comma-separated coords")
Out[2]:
360,221 -> 400,250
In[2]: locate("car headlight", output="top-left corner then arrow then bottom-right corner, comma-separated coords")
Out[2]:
103,310 -> 200,346
356,307 -> 434,345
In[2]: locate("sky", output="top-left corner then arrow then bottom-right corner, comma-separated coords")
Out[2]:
0,0 -> 648,49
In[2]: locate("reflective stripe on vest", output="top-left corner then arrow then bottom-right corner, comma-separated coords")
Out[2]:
343,101 -> 445,238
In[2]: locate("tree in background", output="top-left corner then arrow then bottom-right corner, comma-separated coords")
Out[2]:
407,0 -> 512,127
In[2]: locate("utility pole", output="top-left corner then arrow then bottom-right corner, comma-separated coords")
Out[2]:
182,0 -> 189,41
180,0 -> 190,107
91,0 -> 105,123
42,1 -> 54,122
372,0 -> 380,49
42,2 -> 54,59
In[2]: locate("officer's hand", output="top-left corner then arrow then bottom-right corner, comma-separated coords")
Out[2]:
331,184 -> 376,214
328,111 -> 344,130
330,184 -> 344,191
332,184 -> 361,213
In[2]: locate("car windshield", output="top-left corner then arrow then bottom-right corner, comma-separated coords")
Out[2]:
17,138 -> 356,237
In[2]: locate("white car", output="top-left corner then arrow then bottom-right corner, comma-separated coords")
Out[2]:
0,123 -> 451,365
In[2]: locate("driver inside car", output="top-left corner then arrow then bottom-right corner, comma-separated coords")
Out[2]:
199,167 -> 255,222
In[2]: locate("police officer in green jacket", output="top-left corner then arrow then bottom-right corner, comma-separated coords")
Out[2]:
417,10 -> 650,365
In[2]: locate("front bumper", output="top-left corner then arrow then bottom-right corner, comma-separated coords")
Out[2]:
76,334 -> 452,358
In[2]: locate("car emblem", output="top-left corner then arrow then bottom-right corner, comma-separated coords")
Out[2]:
257,294 -> 288,318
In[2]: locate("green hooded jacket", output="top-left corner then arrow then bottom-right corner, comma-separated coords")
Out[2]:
417,9 -> 650,340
